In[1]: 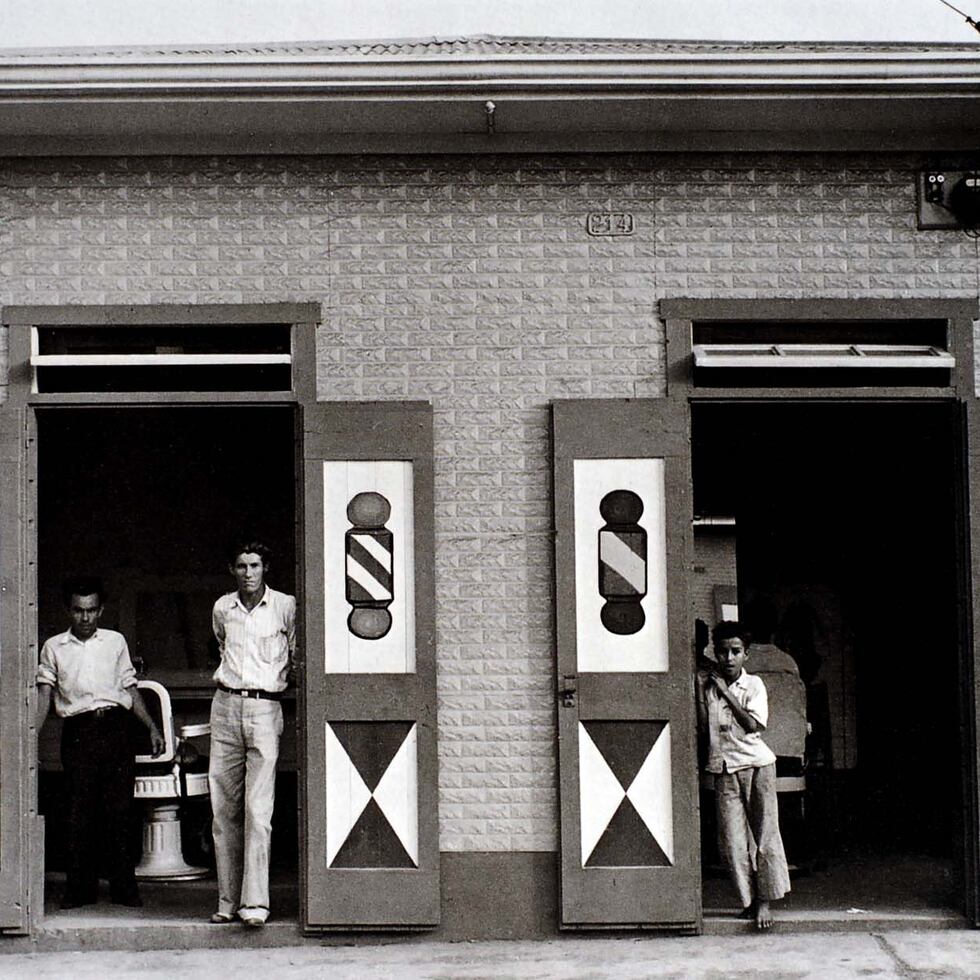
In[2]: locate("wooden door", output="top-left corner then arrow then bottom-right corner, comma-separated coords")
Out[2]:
300,401 -> 439,929
0,409 -> 36,933
553,398 -> 699,930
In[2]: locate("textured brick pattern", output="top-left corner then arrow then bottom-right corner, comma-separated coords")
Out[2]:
0,153 -> 976,851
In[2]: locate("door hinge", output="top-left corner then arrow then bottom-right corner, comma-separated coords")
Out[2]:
558,674 -> 577,708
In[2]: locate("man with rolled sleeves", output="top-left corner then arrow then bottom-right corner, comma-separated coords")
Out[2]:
36,576 -> 164,909
208,541 -> 295,928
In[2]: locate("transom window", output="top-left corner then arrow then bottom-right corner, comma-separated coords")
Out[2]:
689,318 -> 955,388
692,343 -> 954,369
30,323 -> 293,393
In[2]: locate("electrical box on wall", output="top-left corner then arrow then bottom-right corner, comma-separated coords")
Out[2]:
917,169 -> 980,231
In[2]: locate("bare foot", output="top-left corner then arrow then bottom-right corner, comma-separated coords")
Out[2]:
755,899 -> 773,931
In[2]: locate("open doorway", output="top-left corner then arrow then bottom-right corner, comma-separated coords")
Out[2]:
693,401 -> 965,916
35,405 -> 299,923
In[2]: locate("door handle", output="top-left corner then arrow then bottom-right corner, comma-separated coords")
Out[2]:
559,674 -> 577,708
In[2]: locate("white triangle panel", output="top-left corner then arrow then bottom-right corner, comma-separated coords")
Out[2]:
373,723 -> 419,866
325,723 -> 372,867
578,723 -> 626,867
626,723 -> 674,865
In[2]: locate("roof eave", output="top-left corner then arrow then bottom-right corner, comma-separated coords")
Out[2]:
2,50 -> 980,155
6,49 -> 980,89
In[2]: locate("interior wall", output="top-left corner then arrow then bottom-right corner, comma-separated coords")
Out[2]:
691,530 -> 738,629
693,401 -> 962,853
36,406 -> 296,673
35,404 -> 299,874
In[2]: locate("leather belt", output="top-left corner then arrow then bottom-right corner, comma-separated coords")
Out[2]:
67,705 -> 125,723
218,684 -> 282,701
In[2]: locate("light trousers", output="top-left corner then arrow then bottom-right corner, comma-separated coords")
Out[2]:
208,690 -> 283,918
714,762 -> 791,908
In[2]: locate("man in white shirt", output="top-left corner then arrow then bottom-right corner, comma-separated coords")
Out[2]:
36,576 -> 164,909
696,620 -> 790,931
208,542 -> 295,928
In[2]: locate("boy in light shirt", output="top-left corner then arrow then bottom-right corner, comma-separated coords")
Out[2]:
696,620 -> 790,930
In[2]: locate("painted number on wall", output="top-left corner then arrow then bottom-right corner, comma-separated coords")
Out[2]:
587,212 -> 635,236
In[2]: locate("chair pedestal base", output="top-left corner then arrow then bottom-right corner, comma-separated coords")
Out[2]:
135,802 -> 209,881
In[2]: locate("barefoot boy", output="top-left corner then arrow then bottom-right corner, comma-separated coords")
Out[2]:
696,620 -> 790,930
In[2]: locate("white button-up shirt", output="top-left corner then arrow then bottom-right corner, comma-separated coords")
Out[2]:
702,668 -> 777,774
36,627 -> 137,718
212,586 -> 296,693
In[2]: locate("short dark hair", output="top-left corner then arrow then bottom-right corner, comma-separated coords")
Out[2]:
228,540 -> 272,567
62,575 -> 107,607
712,620 -> 752,649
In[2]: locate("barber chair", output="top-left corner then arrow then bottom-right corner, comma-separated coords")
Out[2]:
133,680 -> 211,880
752,667 -> 809,870
755,668 -> 808,795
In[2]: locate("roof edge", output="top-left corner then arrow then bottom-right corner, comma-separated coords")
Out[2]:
3,33 -> 980,61
3,34 -> 980,155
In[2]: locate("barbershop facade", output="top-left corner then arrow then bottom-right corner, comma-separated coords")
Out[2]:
2,37 -> 980,943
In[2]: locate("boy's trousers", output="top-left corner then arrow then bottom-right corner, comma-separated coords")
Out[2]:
714,762 -> 791,908
208,690 -> 283,921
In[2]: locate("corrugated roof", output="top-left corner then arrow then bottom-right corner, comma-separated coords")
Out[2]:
3,34 -> 980,60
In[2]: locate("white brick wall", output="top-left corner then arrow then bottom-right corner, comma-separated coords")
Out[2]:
0,152 -> 976,851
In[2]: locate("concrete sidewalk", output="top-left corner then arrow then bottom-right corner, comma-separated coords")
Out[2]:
2,931 -> 980,979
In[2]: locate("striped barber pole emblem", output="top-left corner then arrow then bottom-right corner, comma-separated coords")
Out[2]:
345,491 -> 395,640
597,489 -> 647,636
347,530 -> 394,604
598,529 -> 646,599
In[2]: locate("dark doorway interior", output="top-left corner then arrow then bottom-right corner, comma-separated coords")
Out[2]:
693,401 -> 964,914
36,406 -> 299,919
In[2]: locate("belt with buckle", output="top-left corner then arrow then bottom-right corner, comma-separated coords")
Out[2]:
218,684 -> 282,701
69,705 -> 124,723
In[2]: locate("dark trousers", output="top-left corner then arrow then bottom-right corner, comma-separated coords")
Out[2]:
60,708 -> 137,900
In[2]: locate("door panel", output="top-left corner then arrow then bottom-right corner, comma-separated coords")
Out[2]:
0,409 -> 34,933
962,398 -> 980,925
553,399 -> 699,930
301,402 -> 439,929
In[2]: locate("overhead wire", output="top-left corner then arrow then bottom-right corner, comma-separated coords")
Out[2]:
936,0 -> 980,34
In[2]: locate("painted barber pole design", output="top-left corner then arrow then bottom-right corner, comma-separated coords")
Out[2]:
555,404 -> 696,928
574,458 -> 668,672
345,492 -> 394,640
323,461 -> 415,673
598,489 -> 647,635
303,403 -> 439,927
